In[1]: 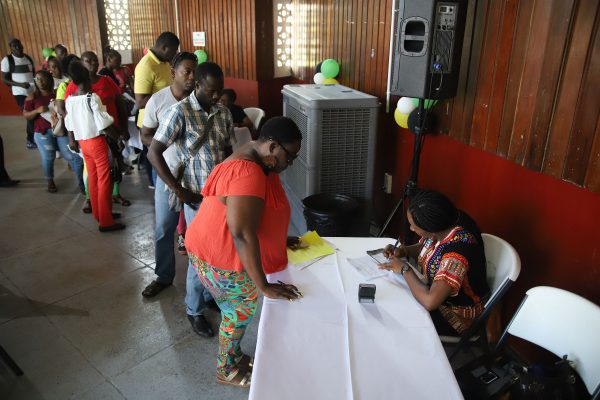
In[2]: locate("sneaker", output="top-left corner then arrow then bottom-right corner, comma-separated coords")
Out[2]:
177,234 -> 187,254
56,151 -> 62,159
26,141 -> 37,149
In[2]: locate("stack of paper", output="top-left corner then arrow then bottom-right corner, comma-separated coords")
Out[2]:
287,231 -> 336,270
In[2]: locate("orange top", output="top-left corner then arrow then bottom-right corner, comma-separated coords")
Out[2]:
185,159 -> 290,274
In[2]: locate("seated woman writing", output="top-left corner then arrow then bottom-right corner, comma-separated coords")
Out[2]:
379,189 -> 490,335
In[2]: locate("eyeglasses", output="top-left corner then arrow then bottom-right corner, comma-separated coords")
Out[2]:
272,139 -> 298,164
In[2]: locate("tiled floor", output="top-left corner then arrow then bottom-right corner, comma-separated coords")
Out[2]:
0,116 -> 257,400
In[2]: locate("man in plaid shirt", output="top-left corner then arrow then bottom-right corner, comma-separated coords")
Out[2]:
147,61 -> 234,337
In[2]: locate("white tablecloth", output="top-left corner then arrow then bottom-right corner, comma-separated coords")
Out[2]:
249,237 -> 463,400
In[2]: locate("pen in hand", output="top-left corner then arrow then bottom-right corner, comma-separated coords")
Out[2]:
387,237 -> 402,259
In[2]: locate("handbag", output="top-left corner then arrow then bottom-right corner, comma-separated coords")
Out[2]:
85,94 -> 124,184
85,94 -> 121,142
510,355 -> 589,400
52,114 -> 66,136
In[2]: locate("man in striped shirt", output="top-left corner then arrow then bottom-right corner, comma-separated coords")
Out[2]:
147,61 -> 234,337
1,38 -> 36,149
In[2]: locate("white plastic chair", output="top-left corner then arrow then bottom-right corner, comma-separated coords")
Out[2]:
497,286 -> 600,398
442,233 -> 521,358
244,107 -> 265,131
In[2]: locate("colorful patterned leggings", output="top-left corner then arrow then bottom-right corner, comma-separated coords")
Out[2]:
188,253 -> 258,376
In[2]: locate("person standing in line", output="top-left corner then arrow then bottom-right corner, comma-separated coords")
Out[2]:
184,117 -> 302,387
134,31 -> 179,189
139,52 -> 198,298
48,57 -> 69,90
23,70 -> 84,193
64,61 -> 125,232
1,38 -> 36,149
64,51 -> 131,207
99,47 -> 134,96
53,44 -> 68,64
146,62 -> 234,338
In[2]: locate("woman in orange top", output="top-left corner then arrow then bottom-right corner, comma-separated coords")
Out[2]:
185,116 -> 301,388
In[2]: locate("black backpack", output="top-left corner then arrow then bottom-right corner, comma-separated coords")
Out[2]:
4,53 -> 35,80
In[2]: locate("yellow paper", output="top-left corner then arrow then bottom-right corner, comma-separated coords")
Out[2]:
287,231 -> 336,265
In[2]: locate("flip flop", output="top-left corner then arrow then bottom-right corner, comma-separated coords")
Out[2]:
82,200 -> 92,214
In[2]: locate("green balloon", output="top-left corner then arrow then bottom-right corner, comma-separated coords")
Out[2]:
194,50 -> 208,63
411,98 -> 438,109
42,47 -> 53,58
321,59 -> 340,79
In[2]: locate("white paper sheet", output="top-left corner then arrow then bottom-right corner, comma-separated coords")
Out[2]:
346,256 -> 388,281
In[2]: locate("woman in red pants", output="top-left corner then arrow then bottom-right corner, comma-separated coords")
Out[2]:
64,61 -> 125,232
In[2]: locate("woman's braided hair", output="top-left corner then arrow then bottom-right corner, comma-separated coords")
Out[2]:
408,189 -> 459,233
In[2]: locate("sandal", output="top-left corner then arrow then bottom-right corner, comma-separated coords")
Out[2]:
237,354 -> 254,371
82,200 -> 92,214
112,195 -> 131,206
216,368 -> 251,388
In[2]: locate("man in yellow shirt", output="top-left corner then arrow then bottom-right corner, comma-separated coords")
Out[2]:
134,31 -> 179,187
134,31 -> 179,125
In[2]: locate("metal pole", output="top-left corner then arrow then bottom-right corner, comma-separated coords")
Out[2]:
174,0 -> 180,38
385,0 -> 399,113
378,98 -> 426,237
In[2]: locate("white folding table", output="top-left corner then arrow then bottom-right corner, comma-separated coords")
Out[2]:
249,237 -> 463,400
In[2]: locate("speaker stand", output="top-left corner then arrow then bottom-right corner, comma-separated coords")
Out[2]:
377,99 -> 427,238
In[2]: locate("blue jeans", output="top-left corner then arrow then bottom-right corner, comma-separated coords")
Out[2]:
154,177 -> 179,284
184,202 -> 213,316
33,129 -> 84,190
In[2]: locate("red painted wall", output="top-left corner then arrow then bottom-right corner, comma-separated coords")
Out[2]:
250,81 -> 600,318
0,82 -> 21,115
223,77 -> 259,108
224,76 -> 296,119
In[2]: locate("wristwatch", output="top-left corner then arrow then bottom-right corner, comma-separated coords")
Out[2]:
401,264 -> 411,275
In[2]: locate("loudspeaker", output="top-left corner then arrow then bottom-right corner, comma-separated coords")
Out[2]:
390,0 -> 468,100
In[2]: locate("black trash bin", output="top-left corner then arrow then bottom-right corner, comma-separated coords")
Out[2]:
302,193 -> 359,237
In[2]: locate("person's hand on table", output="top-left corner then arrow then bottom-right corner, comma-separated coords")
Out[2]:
262,282 -> 300,300
383,244 -> 407,259
286,236 -> 308,250
378,257 -> 409,274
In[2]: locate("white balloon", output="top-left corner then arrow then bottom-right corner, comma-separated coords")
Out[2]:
397,97 -> 417,114
314,72 -> 325,84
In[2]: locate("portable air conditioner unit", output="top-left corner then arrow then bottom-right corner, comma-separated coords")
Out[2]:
282,84 -> 379,234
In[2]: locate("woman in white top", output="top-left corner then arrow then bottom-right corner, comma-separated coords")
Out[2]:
64,61 -> 125,232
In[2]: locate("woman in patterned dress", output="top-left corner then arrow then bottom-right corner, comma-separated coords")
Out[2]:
379,189 -> 490,335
